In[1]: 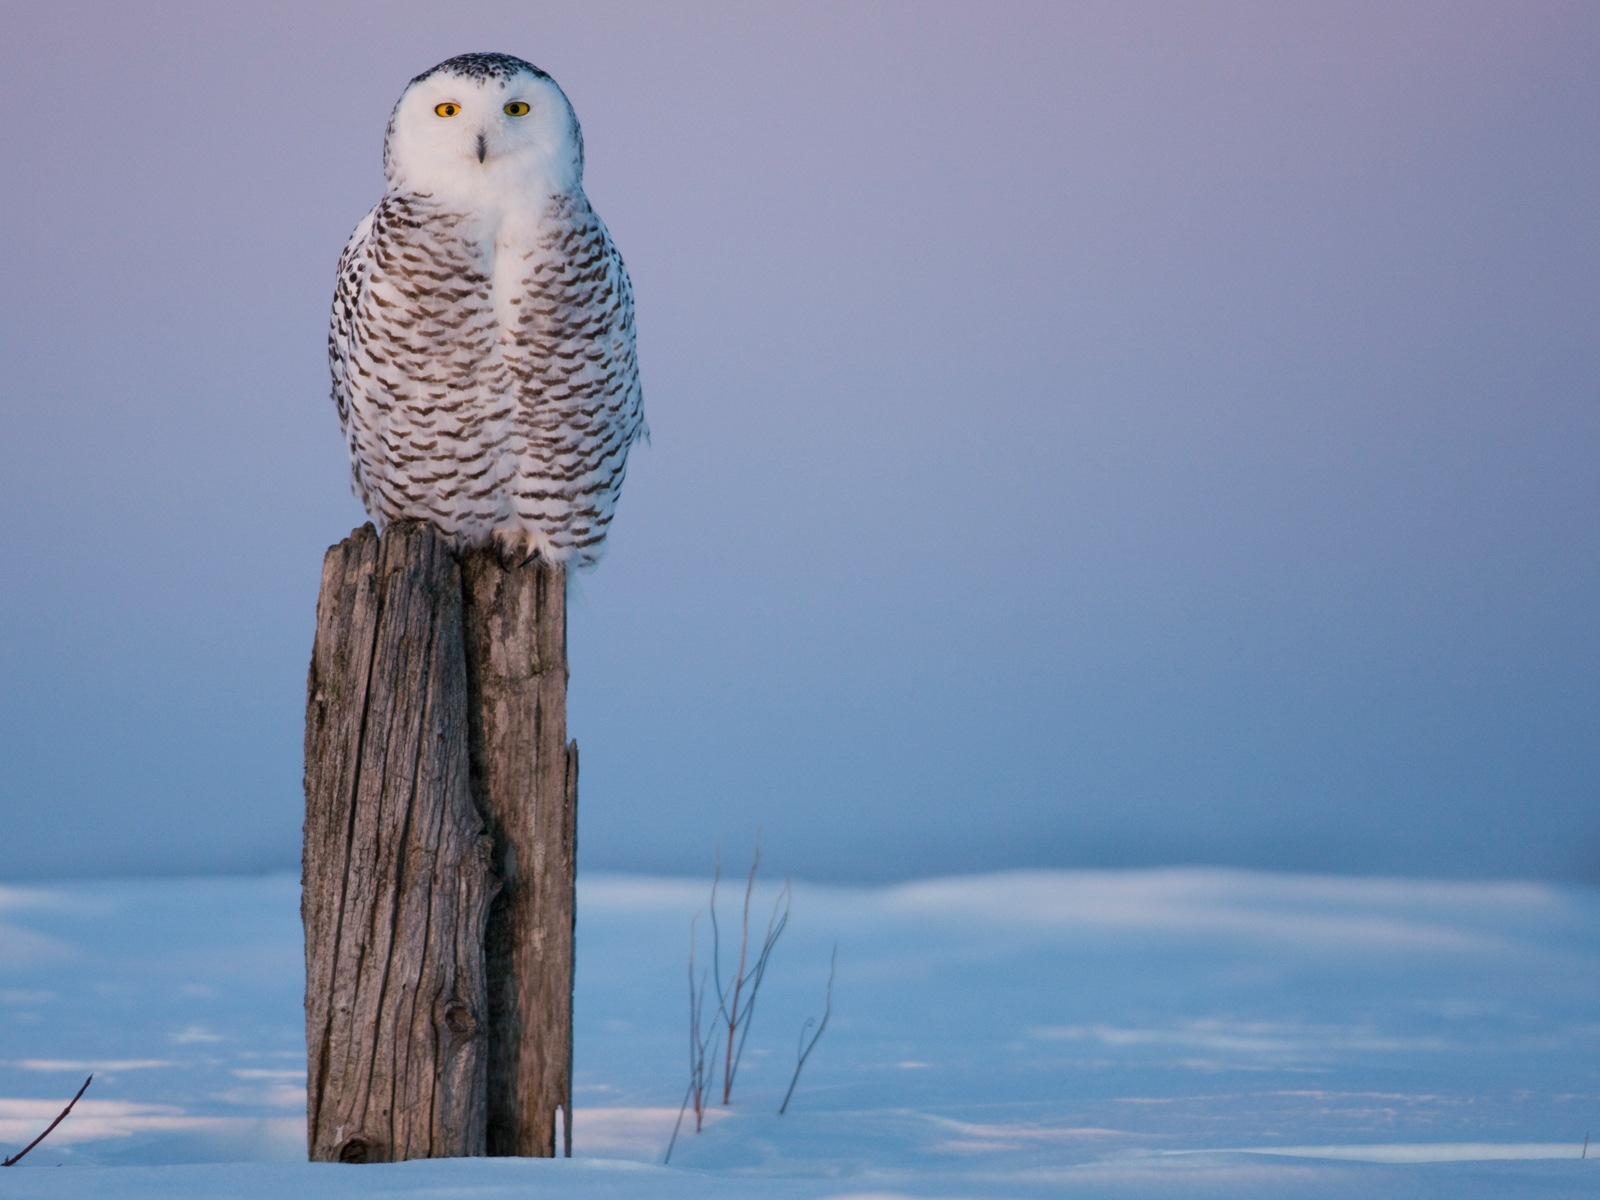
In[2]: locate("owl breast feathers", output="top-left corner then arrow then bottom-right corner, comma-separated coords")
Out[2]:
329,53 -> 645,568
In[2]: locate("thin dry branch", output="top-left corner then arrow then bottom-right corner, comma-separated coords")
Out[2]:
2,1074 -> 92,1167
665,914 -> 720,1164
672,839 -> 794,1160
779,945 -> 835,1115
720,851 -> 755,1104
726,880 -> 789,1101
712,839 -> 789,1105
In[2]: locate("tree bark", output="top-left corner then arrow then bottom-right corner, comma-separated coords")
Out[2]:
302,522 -> 575,1162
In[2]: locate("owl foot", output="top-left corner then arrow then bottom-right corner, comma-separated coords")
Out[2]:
490,527 -> 544,569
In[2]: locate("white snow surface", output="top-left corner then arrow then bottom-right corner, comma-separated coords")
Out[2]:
0,868 -> 1596,1198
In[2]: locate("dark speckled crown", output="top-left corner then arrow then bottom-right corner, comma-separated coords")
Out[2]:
411,53 -> 550,87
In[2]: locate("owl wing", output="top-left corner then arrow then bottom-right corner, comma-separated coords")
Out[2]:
329,207 -> 378,436
506,204 -> 647,563
328,197 -> 502,529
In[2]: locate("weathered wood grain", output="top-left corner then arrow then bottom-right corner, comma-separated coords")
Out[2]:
303,522 -> 577,1163
302,522 -> 497,1163
461,550 -> 577,1158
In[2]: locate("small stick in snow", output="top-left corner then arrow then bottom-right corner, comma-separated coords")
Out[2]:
2,1074 -> 92,1167
665,914 -> 720,1164
710,839 -> 790,1107
1582,1131 -> 1589,1159
779,945 -> 836,1115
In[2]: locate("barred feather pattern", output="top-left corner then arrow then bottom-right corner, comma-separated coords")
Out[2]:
330,183 -> 644,568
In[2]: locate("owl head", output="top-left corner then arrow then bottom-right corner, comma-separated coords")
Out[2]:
383,53 -> 585,201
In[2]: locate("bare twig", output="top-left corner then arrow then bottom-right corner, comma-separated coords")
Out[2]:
672,838 -> 793,1159
665,915 -> 720,1164
2,1074 -> 92,1167
711,838 -> 789,1105
779,946 -> 835,1115
664,1077 -> 694,1166
726,880 -> 789,1101
717,846 -> 756,1104
708,852 -> 724,1019
690,949 -> 717,1131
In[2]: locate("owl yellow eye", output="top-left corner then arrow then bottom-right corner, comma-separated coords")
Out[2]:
503,101 -> 530,117
434,102 -> 460,118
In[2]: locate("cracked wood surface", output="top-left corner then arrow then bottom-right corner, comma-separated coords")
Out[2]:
463,549 -> 576,1158
302,522 -> 575,1162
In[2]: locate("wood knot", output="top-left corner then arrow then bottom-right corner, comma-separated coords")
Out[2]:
336,1136 -> 372,1163
443,1003 -> 477,1035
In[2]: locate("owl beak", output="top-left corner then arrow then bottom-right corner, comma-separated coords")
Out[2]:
476,132 -> 488,163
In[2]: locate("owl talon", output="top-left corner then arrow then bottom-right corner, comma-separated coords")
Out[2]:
491,528 -> 541,569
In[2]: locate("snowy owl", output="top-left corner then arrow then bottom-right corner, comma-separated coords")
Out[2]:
329,53 -> 645,568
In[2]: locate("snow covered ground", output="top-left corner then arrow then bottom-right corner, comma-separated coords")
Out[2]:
1,868 -> 1597,1197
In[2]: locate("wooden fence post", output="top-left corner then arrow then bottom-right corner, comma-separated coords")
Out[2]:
302,521 -> 576,1162
462,550 -> 577,1158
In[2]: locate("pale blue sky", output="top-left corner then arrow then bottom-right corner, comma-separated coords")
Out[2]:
1,1 -> 1595,881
